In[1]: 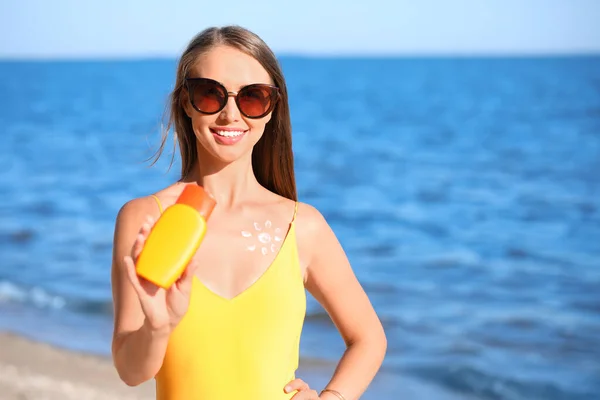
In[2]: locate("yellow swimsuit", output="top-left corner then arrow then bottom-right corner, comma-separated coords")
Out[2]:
150,196 -> 306,400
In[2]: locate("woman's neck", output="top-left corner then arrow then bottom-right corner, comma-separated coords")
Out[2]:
183,152 -> 262,208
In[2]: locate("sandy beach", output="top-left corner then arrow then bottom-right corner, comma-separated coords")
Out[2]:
0,331 -> 155,400
0,329 -> 477,400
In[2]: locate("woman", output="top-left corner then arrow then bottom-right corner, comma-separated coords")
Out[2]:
110,25 -> 387,400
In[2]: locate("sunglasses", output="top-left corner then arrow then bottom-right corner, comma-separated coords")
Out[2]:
185,77 -> 280,119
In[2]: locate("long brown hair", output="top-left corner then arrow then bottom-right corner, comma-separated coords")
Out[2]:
150,26 -> 297,201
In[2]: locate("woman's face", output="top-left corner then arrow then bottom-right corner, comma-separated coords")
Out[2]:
183,45 -> 275,165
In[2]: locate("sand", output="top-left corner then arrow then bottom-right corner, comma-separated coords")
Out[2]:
0,330 -> 475,400
0,331 -> 154,400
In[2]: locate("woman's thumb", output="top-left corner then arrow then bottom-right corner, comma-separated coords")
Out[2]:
174,258 -> 199,294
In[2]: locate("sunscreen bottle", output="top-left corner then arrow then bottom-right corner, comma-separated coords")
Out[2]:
136,184 -> 216,289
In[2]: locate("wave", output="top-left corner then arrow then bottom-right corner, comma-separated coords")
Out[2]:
0,280 -> 66,309
0,280 -> 112,315
409,364 -> 598,400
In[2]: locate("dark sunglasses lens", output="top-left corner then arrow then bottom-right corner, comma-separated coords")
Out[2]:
191,81 -> 226,113
238,86 -> 276,117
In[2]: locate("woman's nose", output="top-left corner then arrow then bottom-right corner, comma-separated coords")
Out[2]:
218,94 -> 241,122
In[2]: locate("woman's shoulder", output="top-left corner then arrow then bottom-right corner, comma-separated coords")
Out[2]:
295,201 -> 324,222
292,201 -> 343,270
294,201 -> 333,239
115,183 -> 181,225
260,191 -> 329,233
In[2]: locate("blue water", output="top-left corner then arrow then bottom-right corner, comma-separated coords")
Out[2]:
1,56 -> 599,400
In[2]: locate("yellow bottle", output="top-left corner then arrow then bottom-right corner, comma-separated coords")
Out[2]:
136,184 -> 216,289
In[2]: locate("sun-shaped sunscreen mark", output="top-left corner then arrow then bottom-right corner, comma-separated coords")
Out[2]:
242,220 -> 283,255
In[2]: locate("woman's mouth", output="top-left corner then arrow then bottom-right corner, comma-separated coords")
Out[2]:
210,128 -> 248,145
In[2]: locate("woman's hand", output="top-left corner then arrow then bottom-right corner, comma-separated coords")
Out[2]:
285,378 -> 320,399
123,215 -> 199,333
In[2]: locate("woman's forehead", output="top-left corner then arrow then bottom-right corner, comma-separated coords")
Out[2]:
190,45 -> 272,89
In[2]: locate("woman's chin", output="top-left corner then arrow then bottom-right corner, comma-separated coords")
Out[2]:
208,144 -> 254,165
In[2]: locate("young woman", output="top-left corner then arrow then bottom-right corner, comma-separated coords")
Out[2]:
110,25 -> 387,400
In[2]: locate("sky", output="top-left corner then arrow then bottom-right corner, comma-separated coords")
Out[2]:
1,0 -> 599,58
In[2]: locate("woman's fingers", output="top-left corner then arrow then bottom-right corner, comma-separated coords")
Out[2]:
284,379 -> 310,393
174,256 -> 200,295
124,255 -> 145,298
144,215 -> 155,233
124,221 -> 156,299
285,379 -> 320,399
132,216 -> 154,260
290,389 -> 320,399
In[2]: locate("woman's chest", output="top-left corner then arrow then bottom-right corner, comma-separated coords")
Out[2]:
190,219 -> 302,301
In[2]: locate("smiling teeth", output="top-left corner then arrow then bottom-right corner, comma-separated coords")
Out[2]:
215,130 -> 244,137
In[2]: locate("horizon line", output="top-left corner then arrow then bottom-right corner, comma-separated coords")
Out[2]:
1,49 -> 599,62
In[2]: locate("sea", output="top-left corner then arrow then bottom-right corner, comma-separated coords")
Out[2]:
0,55 -> 599,400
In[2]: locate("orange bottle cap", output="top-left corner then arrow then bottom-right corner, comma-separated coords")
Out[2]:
176,184 -> 216,220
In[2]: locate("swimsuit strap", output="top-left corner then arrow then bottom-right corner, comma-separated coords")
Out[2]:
291,201 -> 298,223
150,194 -> 163,214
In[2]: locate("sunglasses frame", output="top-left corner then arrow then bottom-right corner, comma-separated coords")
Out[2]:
184,77 -> 280,119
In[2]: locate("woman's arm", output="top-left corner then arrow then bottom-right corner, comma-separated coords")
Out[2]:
110,198 -> 170,386
299,204 -> 387,400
